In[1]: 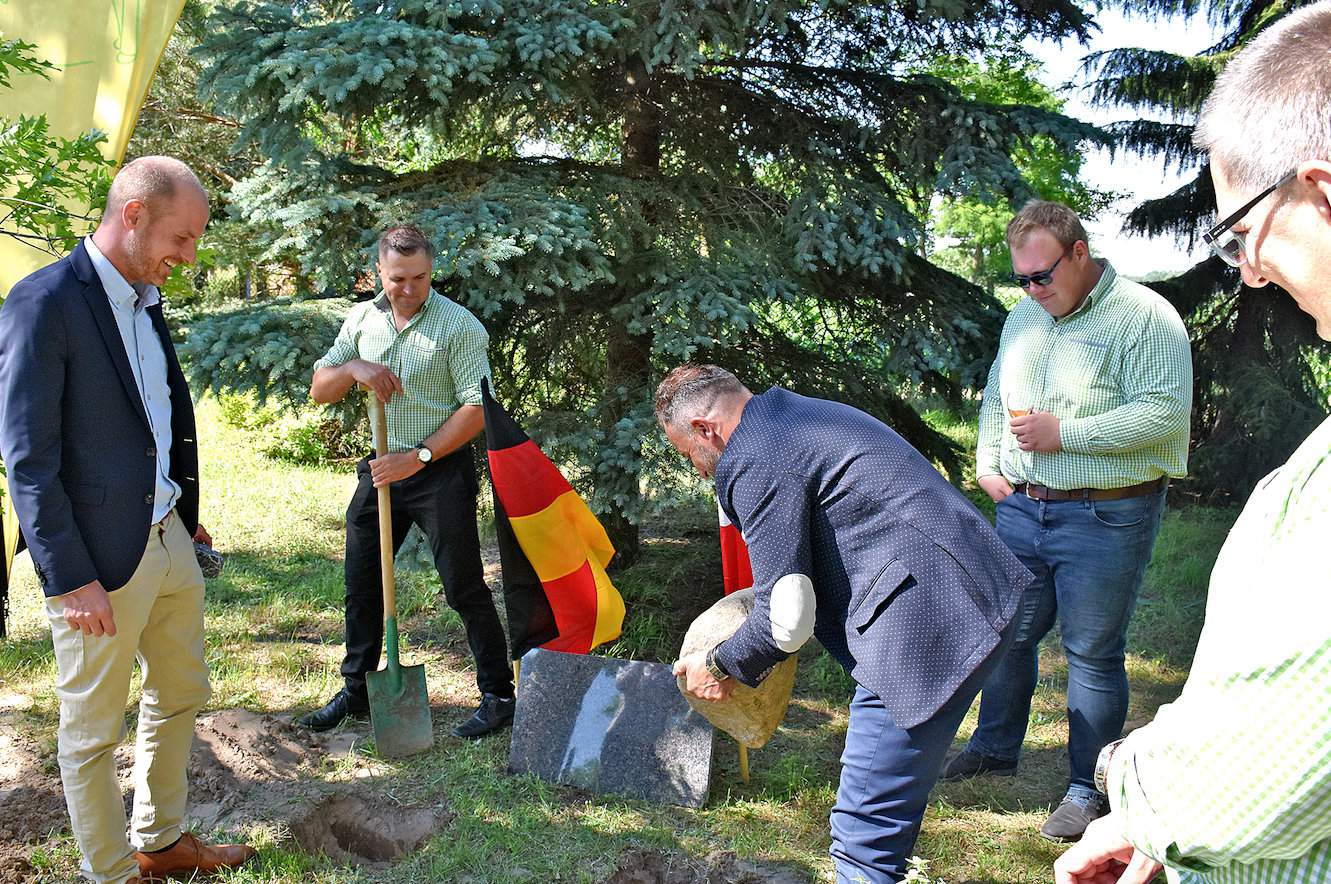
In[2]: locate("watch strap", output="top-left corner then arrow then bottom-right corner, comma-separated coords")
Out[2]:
704,644 -> 730,682
1094,738 -> 1125,795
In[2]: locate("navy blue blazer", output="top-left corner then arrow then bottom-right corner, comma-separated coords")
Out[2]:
714,388 -> 1033,729
0,241 -> 199,598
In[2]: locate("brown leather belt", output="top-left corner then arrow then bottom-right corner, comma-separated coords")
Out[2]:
1015,476 -> 1168,502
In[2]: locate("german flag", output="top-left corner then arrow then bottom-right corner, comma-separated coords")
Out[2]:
482,379 -> 624,658
718,500 -> 753,595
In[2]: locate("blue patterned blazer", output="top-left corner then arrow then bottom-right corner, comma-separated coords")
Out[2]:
713,388 -> 1033,728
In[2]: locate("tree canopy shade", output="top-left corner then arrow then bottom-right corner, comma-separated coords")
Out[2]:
1085,0 -> 1327,500
196,0 -> 1103,557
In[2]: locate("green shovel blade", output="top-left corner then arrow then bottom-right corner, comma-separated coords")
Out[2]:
366,616 -> 433,758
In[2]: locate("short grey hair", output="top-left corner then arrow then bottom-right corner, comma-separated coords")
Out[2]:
1194,2 -> 1331,191
654,364 -> 748,429
103,155 -> 204,221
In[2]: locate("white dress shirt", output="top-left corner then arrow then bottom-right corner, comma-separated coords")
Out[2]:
84,238 -> 180,523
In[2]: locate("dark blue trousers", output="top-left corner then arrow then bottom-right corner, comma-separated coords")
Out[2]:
831,620 -> 1016,882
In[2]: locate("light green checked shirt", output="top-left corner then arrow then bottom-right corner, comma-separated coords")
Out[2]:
1106,414 -> 1331,883
976,262 -> 1192,489
313,291 -> 491,453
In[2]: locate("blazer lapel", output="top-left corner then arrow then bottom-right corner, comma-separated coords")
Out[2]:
71,241 -> 151,429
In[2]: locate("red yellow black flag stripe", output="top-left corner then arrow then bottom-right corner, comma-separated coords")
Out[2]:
482,379 -> 624,658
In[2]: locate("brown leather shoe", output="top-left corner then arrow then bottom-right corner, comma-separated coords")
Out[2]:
134,832 -> 257,878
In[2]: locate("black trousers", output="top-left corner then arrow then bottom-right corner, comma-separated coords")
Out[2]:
341,446 -> 513,700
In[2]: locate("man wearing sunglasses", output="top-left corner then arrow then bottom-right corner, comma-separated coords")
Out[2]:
1056,4 -> 1331,883
943,200 -> 1193,842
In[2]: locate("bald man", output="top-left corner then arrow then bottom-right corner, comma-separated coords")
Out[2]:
0,157 -> 255,884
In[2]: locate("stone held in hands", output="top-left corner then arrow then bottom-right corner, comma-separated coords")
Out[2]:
677,588 -> 797,749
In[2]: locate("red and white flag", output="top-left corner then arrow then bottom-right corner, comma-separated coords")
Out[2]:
718,500 -> 753,595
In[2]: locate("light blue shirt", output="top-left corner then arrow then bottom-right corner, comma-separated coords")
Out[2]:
84,238 -> 179,523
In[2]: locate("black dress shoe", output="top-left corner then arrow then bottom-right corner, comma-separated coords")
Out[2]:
451,693 -> 516,738
296,689 -> 369,732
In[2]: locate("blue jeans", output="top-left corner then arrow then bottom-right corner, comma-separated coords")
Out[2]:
831,620 -> 1016,883
965,488 -> 1165,802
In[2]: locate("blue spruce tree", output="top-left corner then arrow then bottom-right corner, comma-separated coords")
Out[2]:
196,0 -> 1100,559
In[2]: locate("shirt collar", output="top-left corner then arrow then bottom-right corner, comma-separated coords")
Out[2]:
374,291 -> 433,323
84,237 -> 161,312
1057,260 -> 1116,323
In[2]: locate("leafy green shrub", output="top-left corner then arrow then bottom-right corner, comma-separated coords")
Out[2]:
216,391 -> 278,431
203,265 -> 242,305
261,411 -> 369,466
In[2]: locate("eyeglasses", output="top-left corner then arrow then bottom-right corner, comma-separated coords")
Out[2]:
1203,168 -> 1298,267
1011,254 -> 1066,289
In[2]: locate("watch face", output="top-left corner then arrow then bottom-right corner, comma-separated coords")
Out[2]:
417,446 -> 432,463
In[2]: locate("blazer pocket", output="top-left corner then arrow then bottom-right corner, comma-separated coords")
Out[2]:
850,559 -> 914,633
67,482 -> 105,506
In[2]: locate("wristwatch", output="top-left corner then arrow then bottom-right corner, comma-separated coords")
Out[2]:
1094,738 -> 1125,794
704,644 -> 730,682
416,444 -> 433,464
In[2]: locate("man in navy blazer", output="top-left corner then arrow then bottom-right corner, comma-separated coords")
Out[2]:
661,364 -> 1033,883
0,157 -> 253,884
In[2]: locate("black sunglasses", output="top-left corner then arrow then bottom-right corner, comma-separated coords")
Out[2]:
1202,168 -> 1298,268
1011,253 -> 1067,289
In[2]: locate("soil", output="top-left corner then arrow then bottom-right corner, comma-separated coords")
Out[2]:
289,792 -> 452,868
603,848 -> 810,884
0,707 -> 369,879
0,712 -> 69,881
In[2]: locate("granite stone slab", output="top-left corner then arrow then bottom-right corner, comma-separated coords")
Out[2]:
508,648 -> 714,807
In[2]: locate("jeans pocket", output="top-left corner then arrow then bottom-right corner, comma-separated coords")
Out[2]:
1090,496 -> 1149,528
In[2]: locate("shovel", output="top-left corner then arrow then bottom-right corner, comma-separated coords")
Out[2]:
364,394 -> 434,758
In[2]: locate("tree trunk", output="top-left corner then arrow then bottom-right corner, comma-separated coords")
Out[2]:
600,56 -> 662,565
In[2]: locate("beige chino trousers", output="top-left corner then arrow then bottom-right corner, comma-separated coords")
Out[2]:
45,512 -> 210,884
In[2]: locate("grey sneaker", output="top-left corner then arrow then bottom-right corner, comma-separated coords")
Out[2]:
1039,795 -> 1108,842
941,749 -> 1018,782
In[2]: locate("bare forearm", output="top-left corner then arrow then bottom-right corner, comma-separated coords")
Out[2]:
422,404 -> 484,458
310,363 -> 359,404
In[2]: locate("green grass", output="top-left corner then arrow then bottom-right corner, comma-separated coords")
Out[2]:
0,398 -> 1237,882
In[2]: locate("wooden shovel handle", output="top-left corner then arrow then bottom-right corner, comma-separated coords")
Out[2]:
369,395 -> 396,619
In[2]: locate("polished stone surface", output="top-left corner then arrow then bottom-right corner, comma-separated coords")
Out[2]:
508,648 -> 714,807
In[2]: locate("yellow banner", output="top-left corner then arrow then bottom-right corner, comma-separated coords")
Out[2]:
0,0 -> 185,296
2,479 -> 18,590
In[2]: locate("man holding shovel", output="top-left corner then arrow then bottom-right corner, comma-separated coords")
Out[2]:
298,224 -> 515,739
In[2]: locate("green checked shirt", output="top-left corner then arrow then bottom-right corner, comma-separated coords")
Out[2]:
313,291 -> 491,452
977,262 -> 1192,489
1106,414 -> 1331,883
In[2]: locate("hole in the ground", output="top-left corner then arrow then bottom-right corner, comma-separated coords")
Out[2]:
290,793 -> 450,867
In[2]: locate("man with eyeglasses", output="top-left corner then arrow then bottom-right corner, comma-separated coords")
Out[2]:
943,200 -> 1192,843
1056,4 -> 1331,883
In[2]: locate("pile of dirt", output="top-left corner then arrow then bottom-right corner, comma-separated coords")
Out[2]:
0,715 -> 64,840
0,843 -> 36,884
603,849 -> 809,884
184,708 -> 363,831
0,713 -> 69,880
290,792 -> 452,868
0,707 -> 368,879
